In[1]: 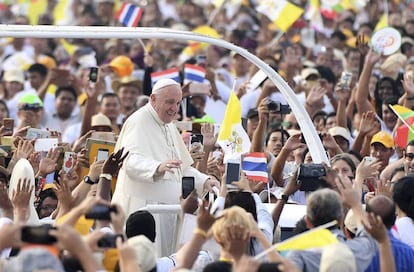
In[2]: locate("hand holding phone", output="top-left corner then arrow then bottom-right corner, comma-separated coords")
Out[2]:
89,67 -> 99,83
97,233 -> 124,248
182,176 -> 195,199
85,204 -> 117,220
190,134 -> 203,153
97,148 -> 109,161
21,224 -> 57,245
225,159 -> 241,186
2,118 -> 14,136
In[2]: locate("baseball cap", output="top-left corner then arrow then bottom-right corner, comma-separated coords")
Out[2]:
370,131 -> 394,148
301,68 -> 320,80
328,126 -> 351,142
109,55 -> 134,77
3,69 -> 25,84
18,93 -> 44,108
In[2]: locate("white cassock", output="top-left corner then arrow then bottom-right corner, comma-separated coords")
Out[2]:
112,103 -> 208,256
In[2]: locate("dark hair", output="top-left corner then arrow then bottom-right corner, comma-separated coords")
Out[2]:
330,153 -> 357,175
125,210 -> 156,242
407,139 -> 414,148
393,176 -> 414,220
316,65 -> 337,85
28,63 -> 48,77
56,86 -> 77,100
35,188 -> 57,216
265,128 -> 289,147
224,191 -> 257,222
374,78 -> 399,118
292,216 -> 309,235
100,92 -> 121,104
331,30 -> 347,42
0,99 -> 10,118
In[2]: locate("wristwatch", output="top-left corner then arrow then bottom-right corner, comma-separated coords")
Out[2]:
280,194 -> 289,203
99,173 -> 112,180
83,176 -> 96,185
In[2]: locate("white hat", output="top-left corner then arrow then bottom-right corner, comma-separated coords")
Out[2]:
3,69 -> 25,84
152,78 -> 180,94
91,113 -> 111,127
320,243 -> 356,272
328,126 -> 351,142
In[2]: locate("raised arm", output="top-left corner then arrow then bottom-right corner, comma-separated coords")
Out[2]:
251,98 -> 268,152
355,49 -> 381,115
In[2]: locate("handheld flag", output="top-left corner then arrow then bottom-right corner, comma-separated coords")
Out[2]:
151,68 -> 180,86
256,0 -> 304,32
184,64 -> 206,84
217,91 -> 251,161
255,220 -> 338,260
115,2 -> 143,27
242,152 -> 268,183
375,13 -> 388,31
388,104 -> 414,148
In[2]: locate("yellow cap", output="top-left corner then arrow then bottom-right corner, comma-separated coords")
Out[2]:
370,131 -> 394,148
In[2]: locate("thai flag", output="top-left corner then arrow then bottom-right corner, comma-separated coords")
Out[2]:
115,2 -> 143,27
184,64 -> 206,84
242,152 -> 268,183
151,68 -> 180,86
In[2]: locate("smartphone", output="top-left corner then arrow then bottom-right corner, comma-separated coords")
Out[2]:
364,156 -> 375,165
182,176 -> 195,199
188,82 -> 211,96
2,118 -> 14,136
21,225 -> 57,245
26,128 -> 51,140
63,152 -> 76,173
366,178 -> 376,192
225,159 -> 241,185
97,148 -> 109,161
89,67 -> 99,83
97,234 -> 124,248
190,134 -> 204,153
34,138 -> 59,152
339,71 -> 352,90
85,204 -> 117,220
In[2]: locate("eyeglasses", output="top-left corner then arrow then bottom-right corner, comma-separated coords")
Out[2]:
19,103 -> 43,112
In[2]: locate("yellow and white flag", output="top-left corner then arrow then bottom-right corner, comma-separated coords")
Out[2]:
217,91 -> 250,161
256,0 -> 304,32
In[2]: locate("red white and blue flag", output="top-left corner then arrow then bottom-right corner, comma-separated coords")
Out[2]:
242,152 -> 268,183
184,64 -> 206,84
151,68 -> 180,86
115,2 -> 143,27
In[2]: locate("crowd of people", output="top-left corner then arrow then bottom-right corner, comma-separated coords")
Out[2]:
0,0 -> 414,271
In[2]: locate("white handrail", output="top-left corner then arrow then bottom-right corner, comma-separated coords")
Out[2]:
0,24 -> 328,163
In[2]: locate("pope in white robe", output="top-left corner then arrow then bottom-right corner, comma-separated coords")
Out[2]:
112,79 -> 216,255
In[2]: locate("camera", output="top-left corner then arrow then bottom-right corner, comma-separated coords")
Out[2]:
85,204 -> 117,220
21,224 -> 57,245
297,163 -> 327,191
267,100 -> 291,114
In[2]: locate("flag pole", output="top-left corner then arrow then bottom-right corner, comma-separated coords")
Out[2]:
389,104 -> 414,134
207,0 -> 227,26
254,220 -> 338,260
267,182 -> 271,204
137,38 -> 148,55
269,31 -> 284,48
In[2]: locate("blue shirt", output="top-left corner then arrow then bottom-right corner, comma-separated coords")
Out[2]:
365,231 -> 414,272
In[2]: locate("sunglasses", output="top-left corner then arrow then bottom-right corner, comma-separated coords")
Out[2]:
19,103 -> 43,112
